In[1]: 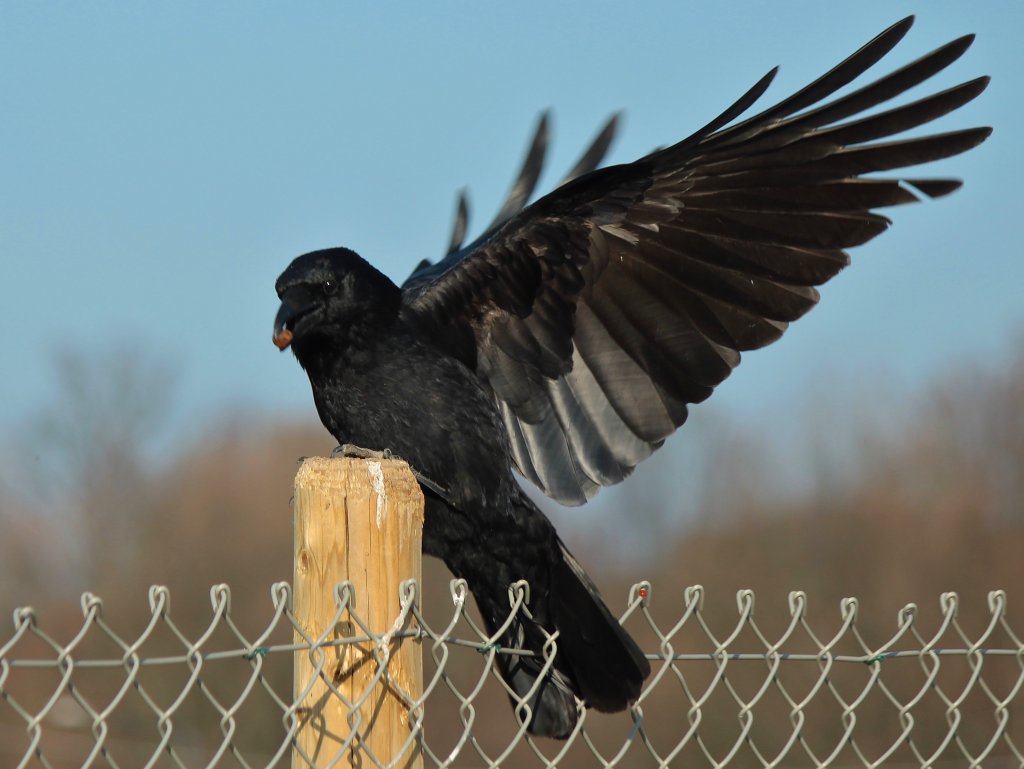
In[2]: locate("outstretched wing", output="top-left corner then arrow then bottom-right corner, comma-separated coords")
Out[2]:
401,17 -> 991,505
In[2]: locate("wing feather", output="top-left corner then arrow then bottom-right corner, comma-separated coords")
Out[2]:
402,17 -> 990,504
560,346 -> 653,474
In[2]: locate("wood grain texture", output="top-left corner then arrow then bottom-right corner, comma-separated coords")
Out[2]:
292,457 -> 424,769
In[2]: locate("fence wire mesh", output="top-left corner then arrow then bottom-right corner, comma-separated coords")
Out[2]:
2,582 -> 1021,769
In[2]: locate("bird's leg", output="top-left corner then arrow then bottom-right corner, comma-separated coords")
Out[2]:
332,444 -> 450,499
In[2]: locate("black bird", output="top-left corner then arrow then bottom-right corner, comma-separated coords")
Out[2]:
272,17 -> 989,738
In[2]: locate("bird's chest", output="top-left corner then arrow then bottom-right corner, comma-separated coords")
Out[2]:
309,340 -> 506,472
307,333 -> 517,511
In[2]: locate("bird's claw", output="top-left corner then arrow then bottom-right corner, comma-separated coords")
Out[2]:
333,444 -> 395,460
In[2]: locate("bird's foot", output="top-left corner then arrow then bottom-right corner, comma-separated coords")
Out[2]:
332,444 -> 449,499
333,443 -> 395,460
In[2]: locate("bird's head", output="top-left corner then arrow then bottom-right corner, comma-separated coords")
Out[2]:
272,247 -> 401,353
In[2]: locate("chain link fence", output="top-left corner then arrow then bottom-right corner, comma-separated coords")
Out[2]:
2,582 -> 1022,769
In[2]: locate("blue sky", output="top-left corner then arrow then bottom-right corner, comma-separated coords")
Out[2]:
1,3 -> 1020,476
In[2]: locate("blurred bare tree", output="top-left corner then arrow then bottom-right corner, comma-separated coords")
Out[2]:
19,342 -> 179,596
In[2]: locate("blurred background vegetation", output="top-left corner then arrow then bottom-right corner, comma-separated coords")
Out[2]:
1,337 -> 1022,767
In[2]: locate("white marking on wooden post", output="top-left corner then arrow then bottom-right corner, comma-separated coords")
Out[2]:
367,459 -> 386,527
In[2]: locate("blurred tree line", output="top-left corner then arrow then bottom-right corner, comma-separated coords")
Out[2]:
0,341 -> 1021,767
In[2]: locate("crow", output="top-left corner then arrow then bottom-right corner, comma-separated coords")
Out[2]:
272,17 -> 989,739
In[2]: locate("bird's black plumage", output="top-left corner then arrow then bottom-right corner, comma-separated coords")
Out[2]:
273,17 -> 989,738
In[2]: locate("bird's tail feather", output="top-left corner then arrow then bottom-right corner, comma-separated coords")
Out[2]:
551,541 -> 651,712
478,540 -> 650,739
488,605 -> 581,739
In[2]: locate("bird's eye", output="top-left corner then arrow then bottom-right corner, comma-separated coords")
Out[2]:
323,279 -> 338,296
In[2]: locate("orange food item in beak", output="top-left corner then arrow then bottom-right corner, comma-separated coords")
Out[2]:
273,329 -> 294,350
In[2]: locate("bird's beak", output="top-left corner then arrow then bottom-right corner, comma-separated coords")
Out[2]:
272,301 -> 298,350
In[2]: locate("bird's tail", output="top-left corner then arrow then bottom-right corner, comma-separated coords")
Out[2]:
473,538 -> 650,739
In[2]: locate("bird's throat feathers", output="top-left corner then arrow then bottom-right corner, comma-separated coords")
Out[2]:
291,306 -> 400,381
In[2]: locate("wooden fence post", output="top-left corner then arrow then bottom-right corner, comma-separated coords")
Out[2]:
291,456 -> 424,769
